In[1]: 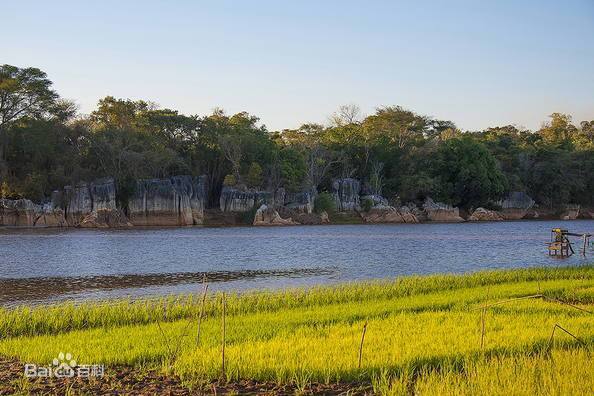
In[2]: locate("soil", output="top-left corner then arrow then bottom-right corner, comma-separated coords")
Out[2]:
0,357 -> 372,395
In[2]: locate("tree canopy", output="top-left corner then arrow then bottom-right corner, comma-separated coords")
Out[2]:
1,64 -> 594,210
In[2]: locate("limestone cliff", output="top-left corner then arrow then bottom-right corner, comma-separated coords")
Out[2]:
128,175 -> 206,226
0,199 -> 66,227
284,189 -> 316,214
332,178 -> 361,211
62,178 -> 117,226
498,192 -> 534,220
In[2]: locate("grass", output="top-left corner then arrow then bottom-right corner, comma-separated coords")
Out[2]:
0,265 -> 593,394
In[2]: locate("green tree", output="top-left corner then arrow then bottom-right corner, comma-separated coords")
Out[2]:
0,65 -> 60,178
314,192 -> 335,214
431,136 -> 508,208
246,162 -> 263,188
538,113 -> 577,146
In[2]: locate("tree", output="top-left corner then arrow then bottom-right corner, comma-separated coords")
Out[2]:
246,162 -> 263,188
431,136 -> 508,208
0,65 -> 60,177
90,96 -> 154,131
329,104 -> 362,126
218,134 -> 242,182
278,148 -> 306,192
362,106 -> 428,149
538,113 -> 577,146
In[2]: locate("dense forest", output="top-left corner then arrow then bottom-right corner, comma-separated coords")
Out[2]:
1,64 -> 593,211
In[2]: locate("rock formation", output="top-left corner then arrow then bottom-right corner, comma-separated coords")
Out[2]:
332,178 -> 361,211
468,207 -> 504,221
360,194 -> 389,207
560,204 -> 580,220
61,178 -> 117,226
34,203 -> 67,227
422,198 -> 464,222
128,175 -> 206,226
219,187 -> 273,212
284,189 -> 316,214
399,206 -> 419,223
0,199 -> 40,226
80,208 -> 133,228
498,192 -> 534,220
0,199 -> 66,227
360,205 -> 419,223
252,204 -> 298,226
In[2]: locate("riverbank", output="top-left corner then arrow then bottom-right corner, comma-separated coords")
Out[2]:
0,266 -> 593,394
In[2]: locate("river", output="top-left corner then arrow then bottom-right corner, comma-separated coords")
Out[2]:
1,220 -> 593,306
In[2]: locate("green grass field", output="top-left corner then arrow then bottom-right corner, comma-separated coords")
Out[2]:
1,266 -> 593,394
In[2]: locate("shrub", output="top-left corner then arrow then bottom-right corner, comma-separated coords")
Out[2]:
246,162 -> 263,188
361,197 -> 374,212
314,192 -> 335,214
242,204 -> 260,225
223,174 -> 237,187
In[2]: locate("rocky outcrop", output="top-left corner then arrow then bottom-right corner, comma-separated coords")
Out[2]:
561,204 -> 580,220
468,207 -> 504,221
80,208 -> 133,228
277,206 -> 329,225
34,203 -> 67,227
399,206 -> 419,223
498,192 -> 534,220
128,175 -> 206,226
360,205 -> 419,223
0,199 -> 66,227
423,198 -> 464,222
252,204 -> 298,226
0,199 -> 39,226
219,187 -> 273,212
62,178 -> 117,226
284,189 -> 316,214
332,178 -> 361,211
361,195 -> 389,207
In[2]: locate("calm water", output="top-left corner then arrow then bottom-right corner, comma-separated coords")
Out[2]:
1,220 -> 593,306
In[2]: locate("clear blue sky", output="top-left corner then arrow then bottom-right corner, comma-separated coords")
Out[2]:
3,0 -> 593,131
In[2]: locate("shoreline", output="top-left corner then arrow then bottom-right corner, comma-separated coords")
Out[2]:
1,215 -> 594,232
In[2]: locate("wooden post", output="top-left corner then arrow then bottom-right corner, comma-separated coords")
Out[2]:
480,307 -> 486,349
196,275 -> 209,346
221,292 -> 226,380
582,234 -> 588,256
358,321 -> 368,369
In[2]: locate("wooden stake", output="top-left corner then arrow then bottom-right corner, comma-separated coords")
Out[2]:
221,292 -> 226,380
480,307 -> 486,349
548,323 -> 585,350
196,275 -> 209,346
358,321 -> 368,369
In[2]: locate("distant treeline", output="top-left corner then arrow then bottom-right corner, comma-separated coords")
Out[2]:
1,64 -> 593,210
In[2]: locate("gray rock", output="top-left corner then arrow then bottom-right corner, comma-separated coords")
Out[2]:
129,175 -> 206,226
498,192 -> 534,220
332,178 -> 361,211
284,189 -> 316,214
62,178 -> 117,225
219,187 -> 272,212
422,198 -> 464,222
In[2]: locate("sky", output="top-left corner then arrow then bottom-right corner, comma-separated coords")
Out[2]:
2,0 -> 593,131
